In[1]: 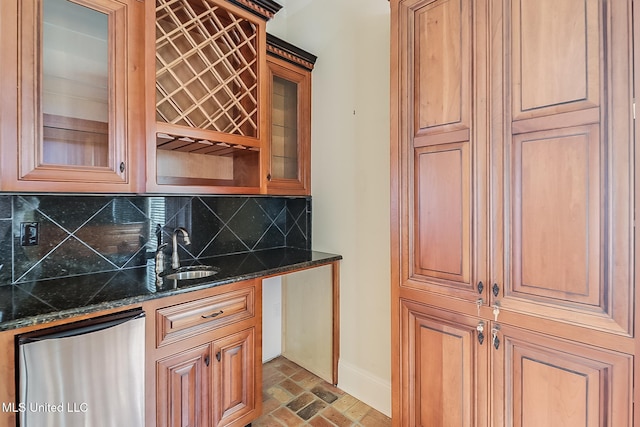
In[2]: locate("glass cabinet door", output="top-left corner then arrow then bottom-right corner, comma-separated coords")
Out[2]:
6,0 -> 144,191
271,74 -> 300,181
41,0 -> 110,168
265,55 -> 312,195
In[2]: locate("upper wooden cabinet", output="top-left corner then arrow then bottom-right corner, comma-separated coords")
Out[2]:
145,0 -> 281,194
391,0 -> 638,425
0,0 -> 146,192
264,34 -> 316,195
0,0 -> 318,196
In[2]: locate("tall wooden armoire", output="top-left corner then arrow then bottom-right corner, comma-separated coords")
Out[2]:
390,0 -> 640,425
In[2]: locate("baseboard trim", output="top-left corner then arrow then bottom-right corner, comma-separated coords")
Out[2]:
337,360 -> 391,417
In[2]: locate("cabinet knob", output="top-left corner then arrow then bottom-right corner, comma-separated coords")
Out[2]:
119,162 -> 125,173
216,351 -> 221,362
267,173 -> 272,181
492,283 -> 500,297
204,355 -> 210,367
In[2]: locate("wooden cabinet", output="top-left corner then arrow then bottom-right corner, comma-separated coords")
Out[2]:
264,34 -> 316,195
391,0 -> 638,425
1,0 -> 319,196
145,0 -> 280,194
0,0 -> 145,192
146,279 -> 262,427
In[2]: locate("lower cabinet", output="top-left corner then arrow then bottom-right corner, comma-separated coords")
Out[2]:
147,279 -> 262,427
157,329 -> 256,427
400,299 -> 633,427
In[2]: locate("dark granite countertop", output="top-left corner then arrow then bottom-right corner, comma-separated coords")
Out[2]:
0,248 -> 341,332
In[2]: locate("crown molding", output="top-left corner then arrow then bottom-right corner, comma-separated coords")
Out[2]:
228,0 -> 283,20
266,33 -> 318,71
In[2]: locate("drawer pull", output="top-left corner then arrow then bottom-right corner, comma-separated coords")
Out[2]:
201,310 -> 224,319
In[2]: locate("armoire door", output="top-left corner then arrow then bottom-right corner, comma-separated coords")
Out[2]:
491,0 -> 635,338
492,324 -> 632,427
489,0 -> 636,424
399,299 -> 489,427
397,0 -> 488,301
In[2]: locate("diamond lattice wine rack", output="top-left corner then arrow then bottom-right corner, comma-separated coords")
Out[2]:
153,0 -> 267,189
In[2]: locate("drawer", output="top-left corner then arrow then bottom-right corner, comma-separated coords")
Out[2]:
156,286 -> 254,347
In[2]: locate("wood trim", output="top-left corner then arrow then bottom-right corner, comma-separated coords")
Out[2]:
228,0 -> 282,20
633,0 -> 640,423
389,0 -> 401,424
331,260 -> 340,386
266,33 -> 317,71
0,0 -> 19,192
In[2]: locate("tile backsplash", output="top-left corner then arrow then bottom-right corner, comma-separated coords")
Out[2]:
0,195 -> 311,285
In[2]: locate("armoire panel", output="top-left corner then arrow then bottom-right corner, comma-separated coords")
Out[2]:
513,125 -> 600,306
511,0 -> 600,120
414,0 -> 471,134
413,143 -> 470,287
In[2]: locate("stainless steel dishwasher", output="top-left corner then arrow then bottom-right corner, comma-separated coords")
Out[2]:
17,308 -> 145,427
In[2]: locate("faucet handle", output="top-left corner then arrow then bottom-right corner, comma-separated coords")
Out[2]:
155,243 -> 168,275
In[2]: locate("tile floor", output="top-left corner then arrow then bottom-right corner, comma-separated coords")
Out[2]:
253,357 -> 391,427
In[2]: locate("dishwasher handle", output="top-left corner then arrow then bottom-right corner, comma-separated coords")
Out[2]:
18,308 -> 145,344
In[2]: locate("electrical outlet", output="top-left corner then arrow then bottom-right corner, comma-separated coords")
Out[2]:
20,222 -> 39,246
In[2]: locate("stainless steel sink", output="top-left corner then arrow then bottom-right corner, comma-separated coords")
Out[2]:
160,265 -> 219,281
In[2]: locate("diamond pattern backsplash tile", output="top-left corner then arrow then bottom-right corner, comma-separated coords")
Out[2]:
0,195 -> 311,285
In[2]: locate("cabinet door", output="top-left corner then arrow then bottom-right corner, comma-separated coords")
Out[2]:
212,328 -> 257,427
157,344 -> 211,427
398,0 -> 488,301
492,0 -> 634,334
264,55 -> 311,195
492,324 -> 632,427
399,299 -> 488,427
0,0 -> 144,192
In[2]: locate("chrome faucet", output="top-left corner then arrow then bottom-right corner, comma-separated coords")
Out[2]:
171,227 -> 191,269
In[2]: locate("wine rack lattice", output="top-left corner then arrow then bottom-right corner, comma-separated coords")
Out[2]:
156,0 -> 259,137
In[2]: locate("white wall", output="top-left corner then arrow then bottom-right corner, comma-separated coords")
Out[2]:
262,276 -> 282,362
267,0 -> 392,416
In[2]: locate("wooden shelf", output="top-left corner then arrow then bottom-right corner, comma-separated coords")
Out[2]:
156,132 -> 259,157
